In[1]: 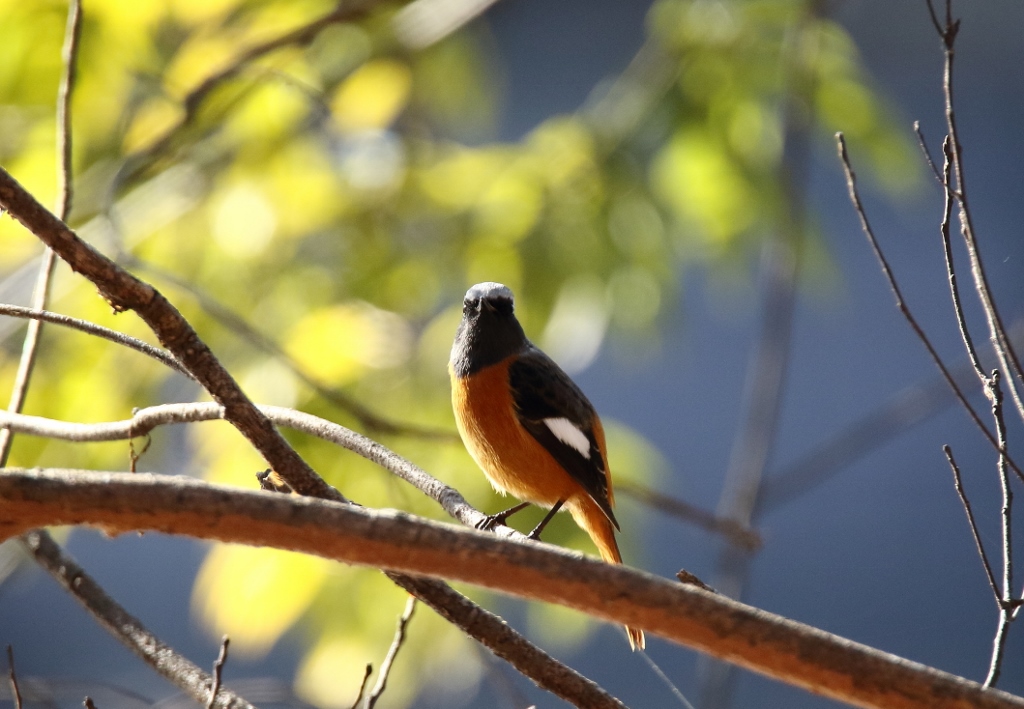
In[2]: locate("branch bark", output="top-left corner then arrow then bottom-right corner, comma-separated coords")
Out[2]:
3,468 -> 1023,709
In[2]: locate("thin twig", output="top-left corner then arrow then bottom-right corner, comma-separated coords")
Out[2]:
985,369 -> 1014,688
366,597 -> 416,709
55,0 -> 82,221
617,481 -> 761,550
933,2 -> 1024,424
0,0 -> 84,464
985,613 -> 1012,689
924,0 -> 945,46
0,304 -> 192,378
349,665 -> 373,709
0,403 -> 519,537
938,137 -> 987,382
207,637 -> 230,709
835,133 -> 1024,485
912,121 -> 944,186
943,445 -> 1000,601
19,529 -> 256,709
6,646 -> 23,709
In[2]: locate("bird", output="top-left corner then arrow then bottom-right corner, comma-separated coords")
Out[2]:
449,281 -> 645,651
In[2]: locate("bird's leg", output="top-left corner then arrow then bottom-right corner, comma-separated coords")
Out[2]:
527,499 -> 565,540
476,501 -> 532,531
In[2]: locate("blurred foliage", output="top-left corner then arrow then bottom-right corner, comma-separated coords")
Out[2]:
0,0 -> 915,704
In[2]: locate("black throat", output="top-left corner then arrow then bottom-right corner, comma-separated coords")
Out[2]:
451,297 -> 530,378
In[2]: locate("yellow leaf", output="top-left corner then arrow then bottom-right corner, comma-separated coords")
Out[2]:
193,545 -> 330,657
331,59 -> 412,132
286,303 -> 412,385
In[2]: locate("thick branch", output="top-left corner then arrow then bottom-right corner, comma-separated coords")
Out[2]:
3,469 -> 1024,709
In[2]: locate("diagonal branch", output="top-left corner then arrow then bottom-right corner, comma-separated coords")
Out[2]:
944,445 -> 1000,601
0,165 -> 338,502
4,468 -> 1024,709
0,304 -> 191,378
835,133 -> 1024,486
21,529 -> 255,709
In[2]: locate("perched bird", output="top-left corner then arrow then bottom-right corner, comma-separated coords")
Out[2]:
449,282 -> 645,651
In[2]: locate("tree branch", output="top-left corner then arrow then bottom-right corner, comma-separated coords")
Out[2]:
932,1 -> 1024,423
835,133 -> 1024,485
0,165 -> 337,502
0,304 -> 191,378
19,528 -> 255,709
3,469 -> 1024,709
366,597 -> 415,709
0,403 -> 510,536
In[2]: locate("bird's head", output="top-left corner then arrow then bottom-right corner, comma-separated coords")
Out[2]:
450,282 -> 530,377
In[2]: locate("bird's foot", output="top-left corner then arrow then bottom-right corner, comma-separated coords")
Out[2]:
475,501 -> 532,531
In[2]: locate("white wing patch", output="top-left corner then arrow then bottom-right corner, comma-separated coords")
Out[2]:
543,417 -> 591,459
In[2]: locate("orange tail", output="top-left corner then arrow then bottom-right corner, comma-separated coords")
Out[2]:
571,498 -> 646,651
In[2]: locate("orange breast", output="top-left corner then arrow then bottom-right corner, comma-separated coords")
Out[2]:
451,357 -> 581,507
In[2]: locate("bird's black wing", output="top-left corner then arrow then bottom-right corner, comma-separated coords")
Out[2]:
508,348 -> 619,529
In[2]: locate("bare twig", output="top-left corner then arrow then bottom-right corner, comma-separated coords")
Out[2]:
943,445 -> 1000,600
986,614 -> 1012,689
0,0 -> 83,464
366,597 -> 416,709
985,369 -> 1014,688
937,137 -> 986,382
207,637 -> 230,709
617,481 -> 761,550
0,304 -> 191,378
55,0 -> 82,221
17,529 -> 255,709
0,403 -> 510,536
932,1 -> 1024,424
912,122 -> 943,186
835,133 -> 1024,485
349,665 -> 373,709
6,646 -> 23,709
6,468 -> 1024,709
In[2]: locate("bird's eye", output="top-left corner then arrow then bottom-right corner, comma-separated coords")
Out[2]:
464,297 -> 479,314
